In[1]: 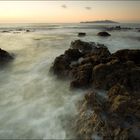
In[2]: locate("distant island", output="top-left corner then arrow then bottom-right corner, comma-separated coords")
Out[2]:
80,20 -> 119,23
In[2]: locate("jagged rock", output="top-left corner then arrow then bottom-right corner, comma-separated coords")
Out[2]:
112,49 -> 140,65
51,48 -> 83,77
51,40 -> 140,139
70,40 -> 96,53
70,63 -> 93,88
93,59 -> 140,91
64,49 -> 83,61
97,31 -> 111,37
0,48 -> 14,64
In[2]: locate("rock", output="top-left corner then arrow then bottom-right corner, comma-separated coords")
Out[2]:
70,40 -> 96,53
51,54 -> 70,77
93,58 -> 140,91
0,48 -> 14,63
26,29 -> 30,32
51,48 -> 83,77
112,49 -> 140,65
50,40 -> 140,139
107,84 -> 140,118
108,84 -> 129,102
2,30 -> 10,33
84,46 -> 111,60
64,49 -> 83,61
70,63 -> 93,88
78,32 -> 86,37
97,31 -> 111,37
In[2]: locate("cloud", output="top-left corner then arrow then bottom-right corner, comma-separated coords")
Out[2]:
85,7 -> 92,10
61,4 -> 67,9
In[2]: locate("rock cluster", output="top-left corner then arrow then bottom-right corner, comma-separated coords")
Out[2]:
50,40 -> 140,139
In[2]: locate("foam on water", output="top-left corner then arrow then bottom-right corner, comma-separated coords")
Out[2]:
0,23 -> 140,139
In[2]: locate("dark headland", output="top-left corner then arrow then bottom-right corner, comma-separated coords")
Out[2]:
80,20 -> 119,24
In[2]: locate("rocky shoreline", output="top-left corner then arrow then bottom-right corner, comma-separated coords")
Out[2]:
50,40 -> 140,139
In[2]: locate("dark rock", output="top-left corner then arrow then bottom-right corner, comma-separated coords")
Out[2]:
93,58 -> 140,91
0,48 -> 14,63
2,30 -> 10,33
51,54 -> 71,77
112,49 -> 140,65
51,48 -> 83,77
97,31 -> 111,37
70,40 -> 96,53
78,32 -> 86,37
26,29 -> 30,32
64,49 -> 83,61
70,63 -> 93,88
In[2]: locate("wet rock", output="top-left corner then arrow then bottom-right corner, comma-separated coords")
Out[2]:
70,40 -> 96,53
93,58 -> 140,91
64,49 -> 83,61
97,31 -> 111,37
51,48 -> 83,77
70,63 -> 93,88
0,48 -> 14,64
51,54 -> 71,77
78,32 -> 86,37
51,40 -> 140,139
112,49 -> 140,65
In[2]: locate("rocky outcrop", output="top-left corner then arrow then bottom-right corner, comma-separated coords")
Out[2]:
97,31 -> 111,37
0,48 -> 14,64
50,39 -> 140,139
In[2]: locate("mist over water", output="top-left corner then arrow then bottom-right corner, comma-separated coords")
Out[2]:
0,23 -> 140,139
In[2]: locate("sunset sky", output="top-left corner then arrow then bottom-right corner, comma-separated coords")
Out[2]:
0,1 -> 140,23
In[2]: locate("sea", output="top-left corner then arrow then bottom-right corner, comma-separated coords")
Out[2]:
0,23 -> 139,139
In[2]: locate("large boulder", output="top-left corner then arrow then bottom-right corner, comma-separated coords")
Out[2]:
97,31 -> 111,37
0,48 -> 14,64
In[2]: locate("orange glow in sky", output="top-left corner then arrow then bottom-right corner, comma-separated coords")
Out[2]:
0,1 -> 139,23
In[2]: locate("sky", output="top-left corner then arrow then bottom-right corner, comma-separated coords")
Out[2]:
0,1 -> 140,23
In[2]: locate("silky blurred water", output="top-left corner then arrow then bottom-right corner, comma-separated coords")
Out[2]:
0,23 -> 139,139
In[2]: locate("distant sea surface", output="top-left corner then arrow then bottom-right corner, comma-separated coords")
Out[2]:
0,23 -> 139,139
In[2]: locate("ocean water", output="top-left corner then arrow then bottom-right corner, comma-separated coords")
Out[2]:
0,23 -> 140,139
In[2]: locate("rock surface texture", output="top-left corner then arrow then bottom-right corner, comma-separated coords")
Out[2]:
51,40 -> 140,140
